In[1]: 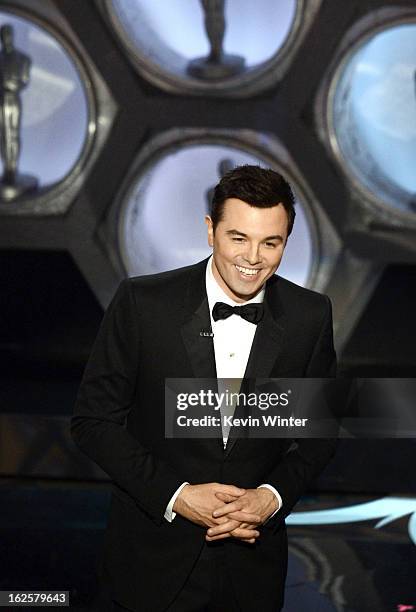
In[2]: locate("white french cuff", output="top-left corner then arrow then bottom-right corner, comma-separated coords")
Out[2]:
164,481 -> 190,522
257,483 -> 283,523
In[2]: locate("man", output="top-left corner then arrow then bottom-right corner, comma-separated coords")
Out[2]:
71,165 -> 337,611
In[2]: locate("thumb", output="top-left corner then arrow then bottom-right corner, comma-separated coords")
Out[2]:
215,492 -> 239,502
216,484 -> 246,496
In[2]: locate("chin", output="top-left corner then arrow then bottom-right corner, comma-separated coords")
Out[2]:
235,284 -> 261,299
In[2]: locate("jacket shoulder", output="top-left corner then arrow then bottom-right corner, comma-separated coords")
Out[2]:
268,275 -> 332,333
123,259 -> 206,298
272,274 -> 330,308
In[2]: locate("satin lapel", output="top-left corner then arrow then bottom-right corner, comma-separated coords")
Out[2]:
179,260 -> 223,452
243,298 -> 285,379
224,277 -> 285,459
180,297 -> 217,379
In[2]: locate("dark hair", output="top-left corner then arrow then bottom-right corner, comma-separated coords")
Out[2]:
210,165 -> 296,237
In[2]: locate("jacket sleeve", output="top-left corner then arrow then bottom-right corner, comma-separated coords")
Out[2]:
70,279 -> 185,525
262,295 -> 337,528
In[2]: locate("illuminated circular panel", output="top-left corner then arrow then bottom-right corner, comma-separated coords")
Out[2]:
0,12 -> 89,187
118,145 -> 313,288
104,0 -> 299,93
329,21 -> 416,214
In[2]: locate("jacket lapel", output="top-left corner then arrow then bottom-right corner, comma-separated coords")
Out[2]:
180,260 -> 223,452
180,259 -> 217,379
180,297 -> 218,380
224,276 -> 285,459
243,294 -> 285,380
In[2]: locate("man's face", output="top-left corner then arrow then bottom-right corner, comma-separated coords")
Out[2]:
205,197 -> 289,303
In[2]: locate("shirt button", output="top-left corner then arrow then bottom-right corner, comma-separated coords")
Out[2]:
229,353 -> 235,358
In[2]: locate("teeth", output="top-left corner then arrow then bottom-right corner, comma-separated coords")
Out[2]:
235,265 -> 260,276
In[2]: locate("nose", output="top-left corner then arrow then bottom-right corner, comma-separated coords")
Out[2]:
243,243 -> 261,266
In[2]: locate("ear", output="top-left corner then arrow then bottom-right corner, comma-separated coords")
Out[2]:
205,215 -> 214,247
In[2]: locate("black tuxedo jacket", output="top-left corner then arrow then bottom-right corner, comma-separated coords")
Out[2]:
71,257 -> 337,612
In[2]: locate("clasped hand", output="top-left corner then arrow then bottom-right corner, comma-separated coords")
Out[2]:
173,483 -> 278,544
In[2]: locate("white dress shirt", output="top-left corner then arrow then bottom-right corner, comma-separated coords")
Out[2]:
165,256 -> 282,521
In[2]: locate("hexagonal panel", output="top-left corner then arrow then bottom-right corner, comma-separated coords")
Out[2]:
317,6 -> 416,227
100,128 -> 341,292
98,0 -> 322,96
0,13 -> 88,189
0,2 -> 117,216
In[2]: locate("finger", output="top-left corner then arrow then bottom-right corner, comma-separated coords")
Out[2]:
230,536 -> 256,544
207,520 -> 239,537
214,492 -> 239,503
205,532 -> 231,542
234,522 -> 258,530
230,528 -> 260,540
230,533 -> 257,544
215,485 -> 246,497
212,500 -> 243,518
207,515 -> 238,528
208,524 -> 257,544
212,512 -> 248,526
225,511 -> 261,524
214,518 -> 241,529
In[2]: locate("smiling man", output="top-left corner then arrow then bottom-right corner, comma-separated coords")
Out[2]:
71,165 -> 337,612
206,197 -> 289,302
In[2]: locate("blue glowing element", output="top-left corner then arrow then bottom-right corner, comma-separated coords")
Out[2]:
111,0 -> 297,67
287,496 -> 416,546
118,144 -> 313,288
0,12 -> 88,187
333,24 -> 416,211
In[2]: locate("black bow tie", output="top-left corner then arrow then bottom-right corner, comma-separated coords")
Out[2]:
212,301 -> 264,324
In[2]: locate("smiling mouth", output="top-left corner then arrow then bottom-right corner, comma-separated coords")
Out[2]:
235,265 -> 261,276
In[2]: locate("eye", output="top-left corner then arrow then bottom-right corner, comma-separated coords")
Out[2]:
264,242 -> 277,248
232,237 -> 245,242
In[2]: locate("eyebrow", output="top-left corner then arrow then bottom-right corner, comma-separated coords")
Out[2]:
225,229 -> 284,241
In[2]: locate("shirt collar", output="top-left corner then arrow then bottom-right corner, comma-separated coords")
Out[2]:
205,255 -> 265,310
